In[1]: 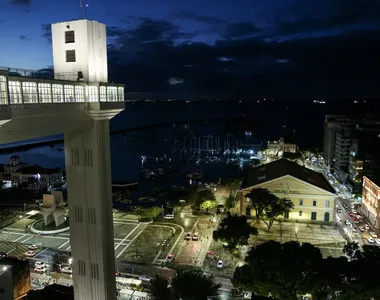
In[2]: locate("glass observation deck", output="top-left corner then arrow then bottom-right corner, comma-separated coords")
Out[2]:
0,67 -> 124,105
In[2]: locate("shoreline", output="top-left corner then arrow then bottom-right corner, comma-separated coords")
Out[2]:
0,116 -> 240,154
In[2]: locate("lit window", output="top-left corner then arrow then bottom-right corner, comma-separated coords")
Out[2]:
38,83 -> 52,103
325,200 -> 330,208
106,86 -> 117,102
75,86 -> 84,102
0,76 -> 7,104
86,86 -> 98,102
64,85 -> 75,102
8,81 -> 22,104
66,50 -> 76,63
118,87 -> 124,102
99,86 -> 106,102
65,31 -> 75,43
22,82 -> 38,104
52,84 -> 64,103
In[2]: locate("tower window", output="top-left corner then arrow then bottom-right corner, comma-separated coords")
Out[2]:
66,50 -> 76,62
65,30 -> 75,43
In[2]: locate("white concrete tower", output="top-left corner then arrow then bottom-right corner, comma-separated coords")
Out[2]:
52,19 -> 108,83
0,18 -> 124,300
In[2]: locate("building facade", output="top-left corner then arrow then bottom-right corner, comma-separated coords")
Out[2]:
267,137 -> 297,157
361,176 -> 380,229
238,159 -> 336,223
0,155 -> 62,190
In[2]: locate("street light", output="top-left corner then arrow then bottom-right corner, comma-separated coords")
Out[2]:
2,266 -> 7,271
68,258 -> 73,265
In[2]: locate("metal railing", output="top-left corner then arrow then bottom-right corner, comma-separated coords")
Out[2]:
0,66 -> 54,80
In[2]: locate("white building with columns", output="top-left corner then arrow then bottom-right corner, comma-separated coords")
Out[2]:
0,18 -> 125,300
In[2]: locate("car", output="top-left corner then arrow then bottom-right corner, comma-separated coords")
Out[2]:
375,238 -> 380,245
185,233 -> 191,240
345,220 -> 351,226
359,226 -> 365,232
34,266 -> 46,273
166,253 -> 174,263
351,210 -> 358,214
216,260 -> 224,269
356,215 -> 363,220
343,204 -> 349,208
352,230 -> 359,237
164,214 -> 174,220
139,275 -> 152,282
192,232 -> 199,241
365,224 -> 370,230
28,245 -> 38,250
35,261 -> 48,268
61,267 -> 72,274
52,261 -> 63,270
370,231 -> 378,238
0,252 -> 7,258
368,237 -> 375,243
337,208 -> 342,213
25,250 -> 35,257
349,212 -> 356,217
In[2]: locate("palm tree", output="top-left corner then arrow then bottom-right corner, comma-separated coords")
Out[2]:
150,269 -> 222,300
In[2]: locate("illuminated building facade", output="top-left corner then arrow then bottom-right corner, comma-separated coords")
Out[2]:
267,137 -> 296,157
362,176 -> 380,229
238,159 -> 336,223
0,18 -> 124,300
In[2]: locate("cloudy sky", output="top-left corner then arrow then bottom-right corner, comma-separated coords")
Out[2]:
0,0 -> 380,99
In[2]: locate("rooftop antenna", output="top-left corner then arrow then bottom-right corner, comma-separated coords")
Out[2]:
85,4 -> 89,19
80,0 -> 83,19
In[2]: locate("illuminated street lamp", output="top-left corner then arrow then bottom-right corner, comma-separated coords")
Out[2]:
68,258 -> 73,265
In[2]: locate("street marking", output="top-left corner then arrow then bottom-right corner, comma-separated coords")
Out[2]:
4,228 -> 24,232
6,248 -> 16,255
116,225 -> 147,259
21,236 -> 33,243
35,248 -> 49,258
13,234 -> 29,242
58,240 -> 70,249
115,224 -> 140,250
66,246 -> 71,251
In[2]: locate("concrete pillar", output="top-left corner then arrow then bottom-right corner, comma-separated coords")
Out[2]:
64,119 -> 116,300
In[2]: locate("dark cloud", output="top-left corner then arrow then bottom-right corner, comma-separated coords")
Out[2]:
19,35 -> 31,41
171,11 -> 227,25
11,0 -> 30,6
223,22 -> 260,39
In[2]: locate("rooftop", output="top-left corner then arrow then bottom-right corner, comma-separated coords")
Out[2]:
241,158 -> 335,193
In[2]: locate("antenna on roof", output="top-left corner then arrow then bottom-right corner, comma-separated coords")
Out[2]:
80,0 -> 83,19
85,4 -> 89,19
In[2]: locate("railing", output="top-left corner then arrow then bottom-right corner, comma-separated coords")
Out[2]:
0,66 -> 54,80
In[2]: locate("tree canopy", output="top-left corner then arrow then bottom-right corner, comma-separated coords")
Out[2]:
135,206 -> 163,221
222,178 -> 241,195
150,269 -> 221,300
213,212 -> 258,252
200,199 -> 219,213
262,198 -> 294,231
233,241 -> 380,300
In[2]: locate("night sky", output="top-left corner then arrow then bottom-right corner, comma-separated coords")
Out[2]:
1,0 -> 380,99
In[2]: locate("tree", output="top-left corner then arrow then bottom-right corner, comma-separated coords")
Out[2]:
150,269 -> 221,300
233,241 -> 323,300
135,206 -> 163,221
195,189 -> 216,211
222,178 -> 241,195
224,193 -> 237,211
200,199 -> 218,213
343,242 -> 361,260
262,198 -> 294,232
245,188 -> 277,222
213,212 -> 258,253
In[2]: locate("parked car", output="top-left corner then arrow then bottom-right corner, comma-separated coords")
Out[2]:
25,250 -> 36,257
345,220 -> 351,226
375,238 -> 380,245
216,260 -> 224,269
185,233 -> 191,240
34,266 -> 46,273
164,214 -> 174,220
35,261 -> 48,268
370,231 -> 378,238
166,253 -> 174,263
139,275 -> 152,282
337,208 -> 342,213
359,226 -> 365,232
192,232 -> 199,241
368,237 -> 375,243
28,245 -> 38,250
365,224 -> 370,230
61,267 -> 72,275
